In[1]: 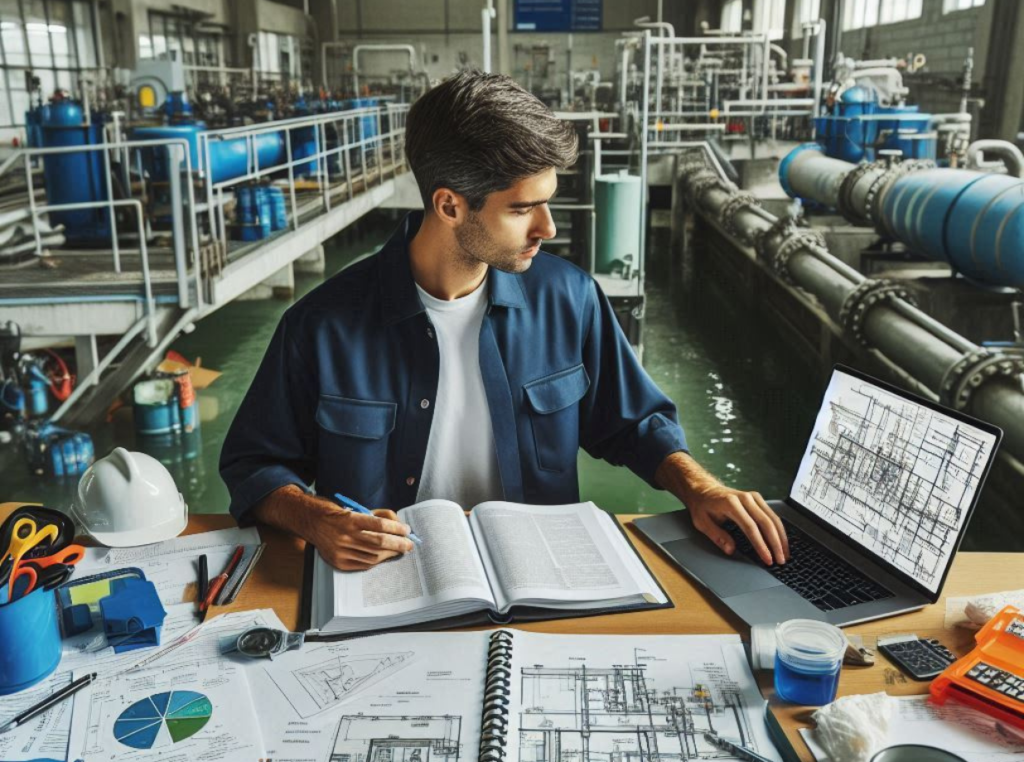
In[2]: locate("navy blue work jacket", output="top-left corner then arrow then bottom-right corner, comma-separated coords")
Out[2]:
220,211 -> 688,523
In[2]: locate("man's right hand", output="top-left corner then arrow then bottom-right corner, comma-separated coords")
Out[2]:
309,507 -> 415,571
252,486 -> 415,571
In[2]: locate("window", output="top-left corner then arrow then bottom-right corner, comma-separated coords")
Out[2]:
721,0 -> 742,33
944,0 -> 984,12
754,0 -> 785,40
844,0 -> 921,29
792,0 -> 822,37
0,0 -> 99,126
255,31 -> 306,82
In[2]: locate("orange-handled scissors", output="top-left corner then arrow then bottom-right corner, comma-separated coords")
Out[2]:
9,562 -> 74,598
3,518 -> 59,592
26,545 -> 85,569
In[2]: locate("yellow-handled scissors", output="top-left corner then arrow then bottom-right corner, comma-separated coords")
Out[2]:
3,518 -> 59,593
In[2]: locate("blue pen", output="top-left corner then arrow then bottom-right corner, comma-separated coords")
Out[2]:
333,493 -> 422,546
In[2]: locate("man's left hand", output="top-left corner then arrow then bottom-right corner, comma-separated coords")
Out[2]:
686,485 -> 789,566
655,451 -> 790,566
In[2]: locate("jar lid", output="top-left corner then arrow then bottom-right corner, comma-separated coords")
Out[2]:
775,619 -> 846,667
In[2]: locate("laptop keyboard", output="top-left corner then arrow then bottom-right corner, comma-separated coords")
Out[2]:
724,519 -> 895,612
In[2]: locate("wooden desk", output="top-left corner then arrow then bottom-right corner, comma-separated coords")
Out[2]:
7,503 -> 1021,762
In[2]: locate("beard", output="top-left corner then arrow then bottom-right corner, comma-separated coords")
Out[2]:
453,211 -> 536,274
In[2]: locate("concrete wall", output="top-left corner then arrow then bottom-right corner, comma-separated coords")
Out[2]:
835,0 -> 984,115
333,0 -> 721,83
781,0 -> 986,117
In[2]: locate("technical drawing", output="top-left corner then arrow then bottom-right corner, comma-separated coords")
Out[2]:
517,651 -> 759,761
280,651 -> 415,715
793,376 -> 996,589
329,714 -> 462,761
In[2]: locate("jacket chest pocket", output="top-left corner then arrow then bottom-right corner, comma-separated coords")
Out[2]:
316,395 -> 396,501
523,364 -> 590,473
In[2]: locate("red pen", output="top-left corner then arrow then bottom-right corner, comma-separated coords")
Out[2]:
199,545 -> 244,618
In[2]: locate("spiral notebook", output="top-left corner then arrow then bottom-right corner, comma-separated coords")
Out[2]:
301,500 -> 672,637
254,628 -> 783,761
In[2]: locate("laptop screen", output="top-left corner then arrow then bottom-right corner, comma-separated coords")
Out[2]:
790,367 -> 999,595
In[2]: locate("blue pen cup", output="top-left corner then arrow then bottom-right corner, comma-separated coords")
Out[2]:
774,619 -> 845,706
0,585 -> 62,694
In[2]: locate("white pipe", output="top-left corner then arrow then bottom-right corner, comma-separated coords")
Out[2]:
966,139 -> 1024,178
321,41 -> 348,88
353,44 -> 417,95
812,18 -> 826,118
482,0 -> 496,73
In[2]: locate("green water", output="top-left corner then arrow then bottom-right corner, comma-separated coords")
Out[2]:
1,213 -> 815,516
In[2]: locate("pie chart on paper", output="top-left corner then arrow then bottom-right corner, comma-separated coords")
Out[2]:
113,691 -> 213,749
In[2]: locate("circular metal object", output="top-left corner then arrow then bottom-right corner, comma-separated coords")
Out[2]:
836,161 -> 881,226
771,226 -> 828,284
685,170 -> 726,208
838,279 -> 918,346
753,215 -> 798,265
718,192 -> 762,243
864,158 -> 934,226
236,627 -> 283,658
940,349 -> 1024,410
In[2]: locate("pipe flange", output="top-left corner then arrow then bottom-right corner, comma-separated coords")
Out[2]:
940,350 -> 1024,411
838,278 -> 918,346
837,162 -> 879,226
863,159 -> 935,225
686,171 -> 727,207
752,214 -> 797,264
772,227 -> 827,283
719,192 -> 762,243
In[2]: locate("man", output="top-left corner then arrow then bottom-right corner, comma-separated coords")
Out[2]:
220,71 -> 789,572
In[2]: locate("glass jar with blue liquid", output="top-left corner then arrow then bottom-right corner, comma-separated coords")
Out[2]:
774,619 -> 845,706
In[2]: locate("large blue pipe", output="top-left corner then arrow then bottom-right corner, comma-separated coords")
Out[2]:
132,124 -> 286,184
779,144 -> 1024,289
879,170 -> 1024,287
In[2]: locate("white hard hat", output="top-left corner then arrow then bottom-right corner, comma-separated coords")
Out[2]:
73,447 -> 188,547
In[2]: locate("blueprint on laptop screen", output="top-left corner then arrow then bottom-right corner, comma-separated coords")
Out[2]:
791,369 -> 998,593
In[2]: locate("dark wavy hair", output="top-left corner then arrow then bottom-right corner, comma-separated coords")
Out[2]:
404,70 -> 579,211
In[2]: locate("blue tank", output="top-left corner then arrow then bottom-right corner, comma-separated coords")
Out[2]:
814,87 -> 936,163
36,101 -> 111,244
132,122 -> 286,185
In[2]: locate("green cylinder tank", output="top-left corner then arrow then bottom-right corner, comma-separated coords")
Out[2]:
595,171 -> 642,275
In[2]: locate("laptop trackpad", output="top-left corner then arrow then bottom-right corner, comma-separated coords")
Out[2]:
662,539 -> 784,599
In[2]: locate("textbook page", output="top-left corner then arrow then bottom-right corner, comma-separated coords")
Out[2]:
469,501 -> 661,612
249,630 -> 490,762
320,500 -> 495,630
505,631 -> 782,762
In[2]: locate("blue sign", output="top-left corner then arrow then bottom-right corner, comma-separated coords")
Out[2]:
514,0 -> 602,32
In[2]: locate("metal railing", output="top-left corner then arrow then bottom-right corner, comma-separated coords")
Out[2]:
0,103 -> 409,421
1,103 -> 409,320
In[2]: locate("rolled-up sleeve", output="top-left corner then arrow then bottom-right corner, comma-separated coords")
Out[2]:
578,279 -> 688,487
219,313 -> 317,524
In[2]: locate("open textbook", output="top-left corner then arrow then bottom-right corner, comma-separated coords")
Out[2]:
305,500 -> 671,636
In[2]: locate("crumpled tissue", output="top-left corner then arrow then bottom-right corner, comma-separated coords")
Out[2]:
812,692 -> 896,762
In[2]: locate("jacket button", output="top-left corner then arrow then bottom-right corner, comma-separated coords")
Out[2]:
406,476 -> 416,486
427,327 -> 434,339
420,399 -> 430,409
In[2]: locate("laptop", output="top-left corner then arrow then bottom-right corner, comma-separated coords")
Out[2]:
635,364 -> 1003,628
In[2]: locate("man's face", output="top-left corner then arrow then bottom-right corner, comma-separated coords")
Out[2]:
452,168 -> 558,274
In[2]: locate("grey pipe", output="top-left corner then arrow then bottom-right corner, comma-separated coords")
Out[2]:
353,44 -> 417,95
966,139 -> 1024,178
680,156 -> 1024,463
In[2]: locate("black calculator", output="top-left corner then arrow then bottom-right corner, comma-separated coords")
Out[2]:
878,635 -> 957,681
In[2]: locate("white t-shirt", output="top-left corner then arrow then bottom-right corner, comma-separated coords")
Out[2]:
415,280 -> 502,508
